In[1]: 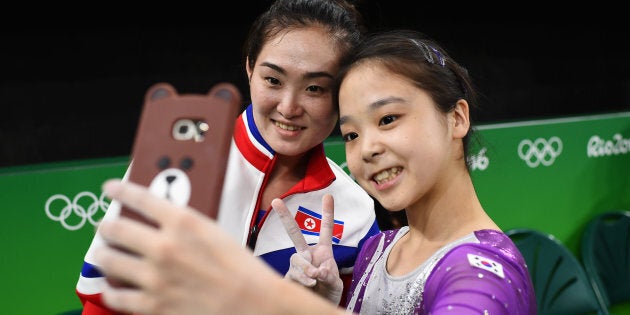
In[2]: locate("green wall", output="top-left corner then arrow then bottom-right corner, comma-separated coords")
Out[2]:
2,111 -> 629,314
1,158 -> 128,314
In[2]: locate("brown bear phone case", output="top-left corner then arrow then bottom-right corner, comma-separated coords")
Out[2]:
108,82 -> 241,288
121,82 -> 241,223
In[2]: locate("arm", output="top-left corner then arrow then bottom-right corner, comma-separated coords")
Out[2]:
423,244 -> 535,315
94,179 -> 347,315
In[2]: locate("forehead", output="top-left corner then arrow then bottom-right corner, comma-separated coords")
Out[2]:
258,26 -> 341,71
339,61 -> 435,116
339,62 -> 409,102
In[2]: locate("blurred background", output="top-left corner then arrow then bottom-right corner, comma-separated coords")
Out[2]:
1,1 -> 628,168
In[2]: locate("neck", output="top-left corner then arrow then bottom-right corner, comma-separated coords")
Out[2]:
260,151 -> 310,210
272,152 -> 309,180
404,169 -> 497,244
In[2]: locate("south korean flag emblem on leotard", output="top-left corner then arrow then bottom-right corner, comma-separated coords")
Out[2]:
467,253 -> 505,279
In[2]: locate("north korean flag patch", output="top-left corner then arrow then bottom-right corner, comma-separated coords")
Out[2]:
467,253 -> 505,278
295,206 -> 344,243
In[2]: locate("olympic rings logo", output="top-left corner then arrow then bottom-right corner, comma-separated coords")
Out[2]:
468,147 -> 489,171
518,137 -> 563,168
45,191 -> 110,231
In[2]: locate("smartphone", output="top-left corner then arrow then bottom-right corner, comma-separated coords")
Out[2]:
120,81 -> 241,224
108,82 -> 241,287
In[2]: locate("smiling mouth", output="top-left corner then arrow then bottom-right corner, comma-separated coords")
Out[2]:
274,120 -> 302,131
373,167 -> 402,185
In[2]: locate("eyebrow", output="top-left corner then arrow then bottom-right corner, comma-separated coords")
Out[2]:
260,62 -> 334,80
339,96 -> 404,126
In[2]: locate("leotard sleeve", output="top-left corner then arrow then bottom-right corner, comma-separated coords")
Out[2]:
422,242 -> 535,315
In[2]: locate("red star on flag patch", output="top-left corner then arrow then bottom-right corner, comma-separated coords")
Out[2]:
295,206 -> 344,243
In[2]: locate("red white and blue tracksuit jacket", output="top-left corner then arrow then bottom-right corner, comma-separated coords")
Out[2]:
76,104 -> 380,314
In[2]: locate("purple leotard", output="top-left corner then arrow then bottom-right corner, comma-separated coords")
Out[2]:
346,228 -> 536,314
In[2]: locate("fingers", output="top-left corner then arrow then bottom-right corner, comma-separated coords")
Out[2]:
318,259 -> 345,305
94,230 -> 149,288
102,179 -> 182,225
272,198 -> 309,253
318,194 -> 334,247
285,252 -> 317,287
100,281 -> 151,315
97,216 -> 157,260
317,258 -> 341,284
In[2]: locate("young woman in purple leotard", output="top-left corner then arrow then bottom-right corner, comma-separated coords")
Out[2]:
275,29 -> 536,314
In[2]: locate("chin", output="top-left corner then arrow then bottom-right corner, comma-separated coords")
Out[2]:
376,196 -> 406,212
274,145 -> 309,157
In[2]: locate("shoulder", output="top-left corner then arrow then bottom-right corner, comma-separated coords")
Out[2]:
360,228 -> 404,256
441,230 -> 529,280
473,229 -> 529,271
353,228 -> 403,273
423,230 -> 535,314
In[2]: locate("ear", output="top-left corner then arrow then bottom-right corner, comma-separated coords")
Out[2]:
451,99 -> 470,139
207,82 -> 242,107
145,82 -> 177,103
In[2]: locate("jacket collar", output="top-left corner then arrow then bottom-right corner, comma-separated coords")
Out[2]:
233,104 -> 336,192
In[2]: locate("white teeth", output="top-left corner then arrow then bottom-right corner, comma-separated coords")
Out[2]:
373,167 -> 401,185
275,121 -> 300,131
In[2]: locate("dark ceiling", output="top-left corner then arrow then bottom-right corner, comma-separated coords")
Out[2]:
1,2 -> 628,168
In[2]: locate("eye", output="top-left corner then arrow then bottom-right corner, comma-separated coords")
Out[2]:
180,157 -> 194,171
264,77 -> 281,86
157,156 -> 171,170
341,132 -> 358,142
379,115 -> 398,126
306,85 -> 324,93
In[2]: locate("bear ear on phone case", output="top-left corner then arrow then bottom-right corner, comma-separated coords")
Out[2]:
122,82 -> 242,224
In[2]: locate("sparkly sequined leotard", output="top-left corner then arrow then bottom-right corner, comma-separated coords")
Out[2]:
346,228 -> 536,314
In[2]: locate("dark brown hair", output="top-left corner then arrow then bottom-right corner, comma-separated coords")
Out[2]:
243,0 -> 366,75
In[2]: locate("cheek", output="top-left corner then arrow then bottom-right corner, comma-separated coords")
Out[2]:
250,87 -> 277,110
309,97 -> 334,115
248,83 -> 263,105
309,101 -> 337,127
345,147 -> 362,176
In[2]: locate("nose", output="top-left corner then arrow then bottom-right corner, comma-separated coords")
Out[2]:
361,134 -> 385,163
277,91 -> 303,119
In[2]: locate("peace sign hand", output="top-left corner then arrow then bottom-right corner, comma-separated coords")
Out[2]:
271,194 -> 344,304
